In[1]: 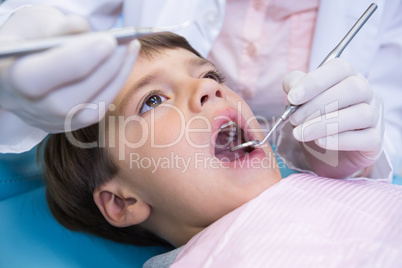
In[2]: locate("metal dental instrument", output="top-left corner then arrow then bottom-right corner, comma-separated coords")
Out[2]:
0,20 -> 194,58
230,3 -> 378,152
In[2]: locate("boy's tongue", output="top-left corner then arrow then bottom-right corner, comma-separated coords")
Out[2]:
215,147 -> 248,162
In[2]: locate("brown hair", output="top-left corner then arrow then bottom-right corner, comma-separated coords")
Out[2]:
41,32 -> 201,246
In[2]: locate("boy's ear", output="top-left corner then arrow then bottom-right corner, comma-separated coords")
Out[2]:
93,178 -> 151,227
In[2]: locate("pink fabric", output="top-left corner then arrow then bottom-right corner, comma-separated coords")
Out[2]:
208,0 -> 319,123
171,174 -> 402,267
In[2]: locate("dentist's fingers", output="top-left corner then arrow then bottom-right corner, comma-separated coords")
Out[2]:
8,33 -> 117,99
73,44 -> 139,130
0,5 -> 141,134
31,40 -> 141,132
314,128 -> 382,152
41,44 -> 130,112
0,6 -> 89,40
286,58 -> 357,105
290,74 -> 374,125
292,102 -> 379,143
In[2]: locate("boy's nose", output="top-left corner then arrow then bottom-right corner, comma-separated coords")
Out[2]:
189,79 -> 225,113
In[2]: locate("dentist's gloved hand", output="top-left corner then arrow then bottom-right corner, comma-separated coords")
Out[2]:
0,6 -> 140,133
282,58 -> 384,178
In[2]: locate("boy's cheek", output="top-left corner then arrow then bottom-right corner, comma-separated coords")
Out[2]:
123,124 -> 148,144
185,117 -> 212,148
226,90 -> 256,118
150,111 -> 185,146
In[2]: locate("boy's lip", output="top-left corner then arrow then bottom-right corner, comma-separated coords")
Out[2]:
210,107 -> 265,165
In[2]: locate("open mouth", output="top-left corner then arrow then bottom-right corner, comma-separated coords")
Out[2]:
214,121 -> 255,162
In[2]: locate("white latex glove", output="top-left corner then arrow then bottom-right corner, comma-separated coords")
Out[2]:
0,6 -> 140,133
282,58 -> 384,178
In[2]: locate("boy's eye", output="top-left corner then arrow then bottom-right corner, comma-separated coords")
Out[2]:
139,93 -> 168,115
203,70 -> 225,83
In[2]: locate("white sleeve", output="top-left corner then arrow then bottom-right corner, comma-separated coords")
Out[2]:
0,109 -> 47,153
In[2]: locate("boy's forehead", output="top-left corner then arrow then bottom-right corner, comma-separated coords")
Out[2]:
133,50 -> 216,90
138,48 -> 214,69
133,49 -> 212,88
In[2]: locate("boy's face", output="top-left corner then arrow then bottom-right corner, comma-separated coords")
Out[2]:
107,48 -> 281,245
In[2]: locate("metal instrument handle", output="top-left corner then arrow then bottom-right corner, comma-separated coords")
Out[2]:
283,3 -> 377,122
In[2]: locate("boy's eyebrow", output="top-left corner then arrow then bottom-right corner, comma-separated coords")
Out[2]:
119,57 -> 217,113
190,57 -> 217,69
119,68 -> 163,113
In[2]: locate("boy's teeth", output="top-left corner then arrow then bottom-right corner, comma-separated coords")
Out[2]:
219,121 -> 238,143
220,121 -> 235,130
226,130 -> 237,143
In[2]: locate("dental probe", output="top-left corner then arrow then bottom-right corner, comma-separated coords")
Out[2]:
0,20 -> 194,58
230,3 -> 378,152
